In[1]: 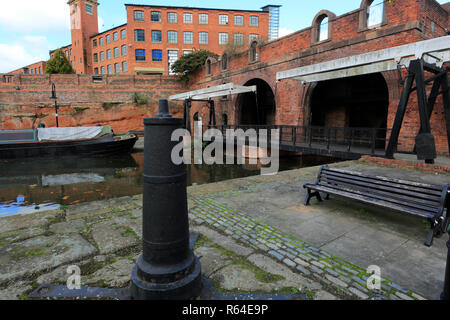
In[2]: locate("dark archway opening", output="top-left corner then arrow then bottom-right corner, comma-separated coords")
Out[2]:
309,73 -> 389,148
237,79 -> 276,125
310,73 -> 389,128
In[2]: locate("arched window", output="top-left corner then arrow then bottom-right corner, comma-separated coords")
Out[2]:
319,17 -> 329,41
206,60 -> 212,75
221,53 -> 228,71
222,113 -> 228,126
359,0 -> 388,30
311,10 -> 335,45
249,40 -> 259,63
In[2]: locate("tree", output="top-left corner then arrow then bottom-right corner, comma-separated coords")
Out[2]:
45,49 -> 75,74
170,49 -> 218,83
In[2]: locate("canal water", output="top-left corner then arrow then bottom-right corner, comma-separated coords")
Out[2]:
0,152 -> 338,218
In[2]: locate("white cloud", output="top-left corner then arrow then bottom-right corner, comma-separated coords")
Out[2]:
0,43 -> 47,73
279,27 -> 296,38
0,0 -> 70,33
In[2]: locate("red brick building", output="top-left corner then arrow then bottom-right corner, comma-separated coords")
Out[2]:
48,1 -> 275,75
10,61 -> 46,75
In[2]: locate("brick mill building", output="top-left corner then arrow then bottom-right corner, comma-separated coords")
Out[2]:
1,0 -> 450,158
46,0 -> 279,75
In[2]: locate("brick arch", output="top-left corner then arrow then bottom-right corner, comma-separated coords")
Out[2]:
311,10 -> 336,44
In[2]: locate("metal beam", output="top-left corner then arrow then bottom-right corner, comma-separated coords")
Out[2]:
169,83 -> 257,101
277,36 -> 450,83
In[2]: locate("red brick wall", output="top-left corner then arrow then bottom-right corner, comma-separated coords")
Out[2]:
187,0 -> 450,155
0,74 -> 186,133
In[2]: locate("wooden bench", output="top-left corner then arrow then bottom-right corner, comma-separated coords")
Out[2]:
303,165 -> 450,247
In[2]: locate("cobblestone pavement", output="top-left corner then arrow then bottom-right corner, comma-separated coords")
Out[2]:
189,178 -> 426,301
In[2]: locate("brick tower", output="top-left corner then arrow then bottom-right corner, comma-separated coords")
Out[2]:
68,0 -> 99,74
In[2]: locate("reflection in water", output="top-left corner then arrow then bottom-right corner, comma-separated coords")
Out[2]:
0,152 -> 338,217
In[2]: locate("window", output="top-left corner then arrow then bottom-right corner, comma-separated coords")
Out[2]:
167,12 -> 177,23
99,37 -> 104,46
121,45 -> 127,56
39,67 -> 41,74
249,34 -> 259,43
249,41 -> 259,62
183,50 -> 193,55
234,33 -> 244,46
107,64 -> 113,74
221,54 -> 228,70
219,15 -> 228,25
94,68 -> 99,75
167,31 -> 177,43
234,15 -> 244,26
206,59 -> 212,75
183,31 -> 193,44
65,50 -> 69,57
249,16 -> 259,27
70,48 -> 72,55
431,21 -> 435,33
319,17 -> 329,41
106,34 -> 111,44
152,30 -> 162,43
114,47 -> 119,58
135,49 -> 146,61
135,29 -> 145,42
367,0 -> 384,28
122,61 -> 128,72
86,4 -> 93,14
100,51 -> 105,61
219,33 -> 228,45
113,32 -> 119,41
101,66 -> 106,74
134,10 -> 144,21
168,50 -> 178,75
199,13 -> 208,25
121,29 -> 126,39
183,13 -> 193,24
199,32 -> 208,45
151,11 -> 161,22
114,63 -> 120,73
93,39 -> 97,48
152,49 -> 163,61
107,49 -> 111,60
93,53 -> 98,63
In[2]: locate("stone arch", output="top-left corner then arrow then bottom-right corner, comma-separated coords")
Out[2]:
236,78 -> 276,125
359,0 -> 388,31
311,10 -> 336,44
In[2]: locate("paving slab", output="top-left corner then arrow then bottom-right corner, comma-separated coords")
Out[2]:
91,223 -> 139,255
0,234 -> 97,284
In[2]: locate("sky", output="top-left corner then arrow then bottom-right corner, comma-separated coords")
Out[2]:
0,0 -> 447,73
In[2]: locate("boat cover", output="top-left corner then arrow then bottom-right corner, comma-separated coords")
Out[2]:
37,126 -> 112,141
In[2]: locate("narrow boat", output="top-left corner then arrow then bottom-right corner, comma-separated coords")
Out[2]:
0,126 -> 138,159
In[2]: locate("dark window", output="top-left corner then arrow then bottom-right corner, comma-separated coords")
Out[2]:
134,29 -> 145,42
151,11 -> 161,22
93,39 -> 97,48
93,53 -> 98,62
152,49 -> 163,61
152,30 -> 162,43
94,68 -> 99,74
134,10 -> 144,21
136,49 -> 146,61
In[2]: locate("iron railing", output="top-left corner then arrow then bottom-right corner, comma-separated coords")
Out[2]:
209,125 -> 391,157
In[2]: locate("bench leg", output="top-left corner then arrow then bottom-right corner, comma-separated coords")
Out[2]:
304,189 -> 323,206
425,220 -> 441,247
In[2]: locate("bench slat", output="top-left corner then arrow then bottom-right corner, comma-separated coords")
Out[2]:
305,184 -> 436,219
322,167 -> 443,191
320,174 -> 441,208
322,169 -> 442,199
317,181 -> 439,214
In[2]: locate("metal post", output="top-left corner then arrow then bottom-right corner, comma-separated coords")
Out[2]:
441,229 -> 450,300
130,99 -> 202,300
50,83 -> 59,128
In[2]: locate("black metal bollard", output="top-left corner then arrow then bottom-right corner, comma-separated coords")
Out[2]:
441,228 -> 450,300
130,99 -> 202,300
